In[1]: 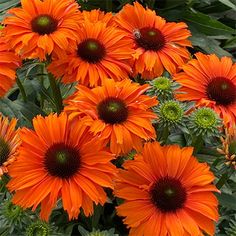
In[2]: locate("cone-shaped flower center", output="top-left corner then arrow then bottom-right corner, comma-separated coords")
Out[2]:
207,77 -> 236,106
31,14 -> 58,35
193,108 -> 218,129
135,27 -> 165,51
77,39 -> 106,63
150,177 -> 187,212
0,138 -> 10,166
44,143 -> 80,179
153,77 -> 171,91
26,221 -> 50,236
97,97 -> 128,124
160,101 -> 183,122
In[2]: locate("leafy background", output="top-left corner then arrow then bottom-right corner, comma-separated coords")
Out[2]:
0,0 -> 236,235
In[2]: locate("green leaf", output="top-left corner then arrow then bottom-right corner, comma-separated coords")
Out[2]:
0,0 -> 20,12
224,36 -> 236,49
218,0 -> 236,10
183,10 -> 236,35
216,192 -> 236,210
189,28 -> 232,57
0,98 -> 45,127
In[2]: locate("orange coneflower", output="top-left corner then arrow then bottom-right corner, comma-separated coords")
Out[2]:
3,0 -> 81,60
0,115 -> 20,177
7,113 -> 116,221
174,52 -> 236,127
113,1 -> 191,79
115,142 -> 219,236
0,37 -> 21,97
48,20 -> 134,87
81,9 -> 114,25
64,78 -> 157,156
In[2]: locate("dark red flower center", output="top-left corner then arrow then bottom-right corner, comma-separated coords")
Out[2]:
134,27 -> 165,51
97,97 -> 128,124
0,138 -> 10,166
77,39 -> 106,63
207,77 -> 236,106
150,177 -> 187,212
31,14 -> 58,35
44,143 -> 80,179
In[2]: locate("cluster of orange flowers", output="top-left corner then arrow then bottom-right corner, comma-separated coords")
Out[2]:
0,0 -> 236,235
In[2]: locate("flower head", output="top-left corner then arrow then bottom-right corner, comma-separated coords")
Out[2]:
155,100 -> 186,129
65,78 -> 157,155
113,2 -> 191,79
26,221 -> 50,236
188,107 -> 222,138
0,115 -> 20,177
115,142 -> 219,236
3,0 -> 81,60
147,76 -> 179,101
174,52 -> 236,127
48,20 -> 134,87
7,113 -> 116,221
0,37 -> 21,97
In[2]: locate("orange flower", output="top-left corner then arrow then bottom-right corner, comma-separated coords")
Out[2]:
65,78 -> 157,155
7,113 -> 116,221
48,20 -> 134,87
174,52 -> 236,127
113,1 -> 191,79
81,9 -> 114,25
115,142 -> 219,236
0,37 -> 21,97
3,0 -> 81,60
0,115 -> 20,177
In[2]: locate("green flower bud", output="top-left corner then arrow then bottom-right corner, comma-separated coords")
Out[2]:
26,221 -> 50,236
188,107 -> 222,137
147,77 -> 179,101
78,226 -> 118,236
155,100 -> 187,129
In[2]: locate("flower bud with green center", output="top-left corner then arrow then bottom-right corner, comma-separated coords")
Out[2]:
155,100 -> 186,129
78,226 -> 118,236
188,107 -> 222,138
147,77 -> 179,101
0,197 -> 32,234
26,221 -> 50,236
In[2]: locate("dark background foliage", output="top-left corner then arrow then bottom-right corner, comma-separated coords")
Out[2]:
0,1 -> 236,235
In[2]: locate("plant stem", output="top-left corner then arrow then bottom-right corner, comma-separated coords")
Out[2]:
216,169 -> 234,189
48,74 -> 63,114
162,126 -> 169,144
192,135 -> 204,154
16,77 -> 27,102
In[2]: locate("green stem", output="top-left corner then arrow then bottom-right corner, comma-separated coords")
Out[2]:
48,74 -> 63,114
216,169 -> 234,189
216,173 -> 228,189
162,126 -> 169,144
16,77 -> 27,102
192,136 -> 204,154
